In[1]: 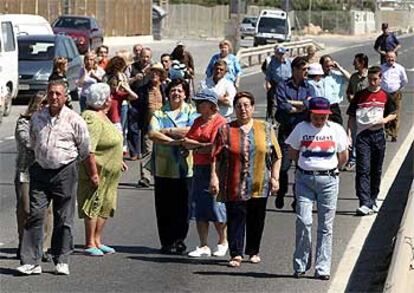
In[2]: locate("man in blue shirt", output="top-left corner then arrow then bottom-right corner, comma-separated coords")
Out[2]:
374,23 -> 401,64
274,56 -> 312,209
265,46 -> 292,121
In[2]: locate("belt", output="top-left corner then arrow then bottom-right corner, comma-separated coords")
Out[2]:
297,167 -> 338,176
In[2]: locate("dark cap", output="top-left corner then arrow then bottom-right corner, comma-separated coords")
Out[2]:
309,97 -> 332,115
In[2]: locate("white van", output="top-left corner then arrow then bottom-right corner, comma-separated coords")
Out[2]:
254,9 -> 291,46
1,14 -> 53,36
0,15 -> 18,121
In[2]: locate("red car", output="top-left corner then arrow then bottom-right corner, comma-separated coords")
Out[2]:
52,15 -> 104,54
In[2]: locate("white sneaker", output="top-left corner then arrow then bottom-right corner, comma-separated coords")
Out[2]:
356,205 -> 374,216
55,263 -> 70,275
188,246 -> 211,257
372,203 -> 380,213
212,243 -> 228,257
16,264 -> 42,275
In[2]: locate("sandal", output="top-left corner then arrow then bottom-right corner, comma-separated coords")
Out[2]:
249,255 -> 261,264
228,256 -> 242,268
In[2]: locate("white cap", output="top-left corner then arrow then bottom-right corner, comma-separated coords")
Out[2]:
308,63 -> 324,75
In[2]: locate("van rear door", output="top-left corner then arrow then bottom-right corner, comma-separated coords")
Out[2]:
0,20 -> 18,99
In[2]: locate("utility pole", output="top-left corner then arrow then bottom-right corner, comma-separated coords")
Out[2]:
226,0 -> 246,53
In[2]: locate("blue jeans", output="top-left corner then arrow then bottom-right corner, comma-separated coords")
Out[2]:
293,171 -> 339,276
127,106 -> 142,157
355,129 -> 386,208
121,103 -> 129,148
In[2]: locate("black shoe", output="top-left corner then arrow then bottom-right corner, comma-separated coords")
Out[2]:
160,245 -> 174,255
174,240 -> 187,255
137,178 -> 151,188
293,271 -> 305,279
275,195 -> 284,209
391,137 -> 397,142
41,252 -> 51,263
315,274 -> 330,281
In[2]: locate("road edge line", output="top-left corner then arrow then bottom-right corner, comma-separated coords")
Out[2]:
328,124 -> 414,293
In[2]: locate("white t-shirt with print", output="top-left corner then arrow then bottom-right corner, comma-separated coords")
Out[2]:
285,121 -> 349,171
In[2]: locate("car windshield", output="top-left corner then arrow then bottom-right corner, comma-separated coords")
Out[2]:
54,17 -> 91,30
18,40 -> 55,61
242,17 -> 257,26
258,17 -> 287,34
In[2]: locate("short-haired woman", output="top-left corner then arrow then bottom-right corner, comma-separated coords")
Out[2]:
210,91 -> 282,267
205,40 -> 242,88
78,83 -> 127,256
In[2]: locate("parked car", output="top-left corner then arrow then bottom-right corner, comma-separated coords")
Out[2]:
1,14 -> 53,36
17,34 -> 82,101
51,15 -> 104,54
240,16 -> 257,39
0,15 -> 19,121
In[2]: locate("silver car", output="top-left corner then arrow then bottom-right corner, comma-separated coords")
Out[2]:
240,16 -> 258,39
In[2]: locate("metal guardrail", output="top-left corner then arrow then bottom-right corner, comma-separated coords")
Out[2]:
236,39 -> 325,67
384,179 -> 414,293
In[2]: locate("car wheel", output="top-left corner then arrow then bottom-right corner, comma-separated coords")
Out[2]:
3,86 -> 12,117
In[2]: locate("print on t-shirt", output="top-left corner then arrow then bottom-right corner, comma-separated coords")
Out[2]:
300,135 -> 335,159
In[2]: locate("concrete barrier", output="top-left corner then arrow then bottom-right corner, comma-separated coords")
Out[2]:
383,179 -> 414,293
236,39 -> 324,68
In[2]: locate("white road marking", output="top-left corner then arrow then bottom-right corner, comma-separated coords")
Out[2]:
0,136 -> 14,144
328,124 -> 414,292
406,68 -> 414,72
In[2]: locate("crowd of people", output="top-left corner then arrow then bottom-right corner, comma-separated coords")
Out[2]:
13,23 -> 408,281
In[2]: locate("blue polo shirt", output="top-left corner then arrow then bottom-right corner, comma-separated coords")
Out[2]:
265,57 -> 292,84
374,33 -> 400,52
275,78 -> 312,126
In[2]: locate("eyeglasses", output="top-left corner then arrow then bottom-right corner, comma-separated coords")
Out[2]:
99,51 -> 108,54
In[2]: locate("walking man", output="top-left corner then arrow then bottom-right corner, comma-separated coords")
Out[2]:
17,80 -> 93,276
344,53 -> 369,171
374,23 -> 401,65
380,51 -> 408,142
274,56 -> 312,209
347,66 -> 397,216
265,46 -> 292,121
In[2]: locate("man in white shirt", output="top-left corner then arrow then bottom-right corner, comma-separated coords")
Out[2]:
199,59 -> 236,119
380,51 -> 408,142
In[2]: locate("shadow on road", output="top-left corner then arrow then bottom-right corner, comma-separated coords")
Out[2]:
345,143 -> 414,292
193,270 -> 308,279
128,255 -> 228,267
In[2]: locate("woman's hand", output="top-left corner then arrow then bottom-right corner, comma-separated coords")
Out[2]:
210,173 -> 220,196
90,174 -> 100,188
270,177 -> 279,195
121,161 -> 128,172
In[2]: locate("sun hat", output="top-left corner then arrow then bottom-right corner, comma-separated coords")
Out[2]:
274,46 -> 288,54
309,97 -> 332,115
308,63 -> 324,75
193,88 -> 219,106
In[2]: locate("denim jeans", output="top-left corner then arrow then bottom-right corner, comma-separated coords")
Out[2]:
293,171 -> 339,276
121,102 -> 129,148
355,129 -> 386,208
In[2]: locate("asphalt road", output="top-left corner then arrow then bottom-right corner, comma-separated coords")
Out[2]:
0,35 -> 413,292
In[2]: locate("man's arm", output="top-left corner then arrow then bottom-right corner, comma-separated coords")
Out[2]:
337,150 -> 348,170
288,147 -> 299,163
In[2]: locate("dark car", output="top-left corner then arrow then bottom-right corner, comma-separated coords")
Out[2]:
17,34 -> 82,101
51,15 -> 103,54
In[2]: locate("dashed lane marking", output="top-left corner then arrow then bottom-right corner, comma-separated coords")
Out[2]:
328,123 -> 414,292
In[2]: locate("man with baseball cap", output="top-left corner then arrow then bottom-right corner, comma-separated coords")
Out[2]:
265,46 -> 292,121
286,97 -> 349,280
